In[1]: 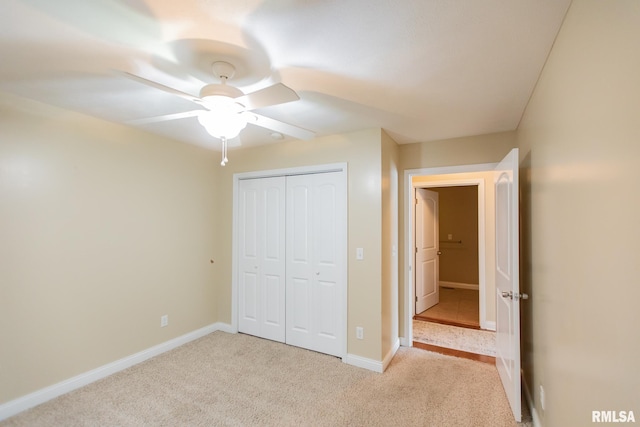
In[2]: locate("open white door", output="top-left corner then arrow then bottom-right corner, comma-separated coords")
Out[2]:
415,188 -> 439,314
495,148 -> 522,422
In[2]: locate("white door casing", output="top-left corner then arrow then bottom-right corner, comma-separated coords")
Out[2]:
238,177 -> 286,343
286,172 -> 346,357
494,148 -> 521,422
415,188 -> 439,314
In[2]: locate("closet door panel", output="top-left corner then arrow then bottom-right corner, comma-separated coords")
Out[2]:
311,175 -> 343,349
259,179 -> 286,342
286,172 -> 345,357
238,177 -> 286,342
291,277 -> 311,333
238,181 -> 260,337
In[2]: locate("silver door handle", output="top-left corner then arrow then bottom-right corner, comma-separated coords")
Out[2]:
501,291 -> 529,301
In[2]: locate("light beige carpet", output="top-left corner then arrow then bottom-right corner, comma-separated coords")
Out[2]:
2,331 -> 519,426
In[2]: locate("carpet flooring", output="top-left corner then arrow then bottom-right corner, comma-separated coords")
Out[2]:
2,331 -> 519,426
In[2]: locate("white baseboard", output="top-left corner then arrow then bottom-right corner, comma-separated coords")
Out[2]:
482,320 -> 496,331
399,336 -> 412,347
344,353 -> 384,373
213,322 -> 235,334
382,339 -> 400,372
0,322 -> 230,422
522,370 -> 542,427
439,281 -> 479,291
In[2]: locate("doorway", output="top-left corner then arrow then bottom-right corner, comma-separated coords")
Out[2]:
414,185 -> 480,329
403,163 -> 497,347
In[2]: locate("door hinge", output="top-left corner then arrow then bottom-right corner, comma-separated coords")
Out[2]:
415,247 -> 418,253
415,296 -> 418,302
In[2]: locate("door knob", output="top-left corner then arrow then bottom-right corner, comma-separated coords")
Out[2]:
437,251 -> 442,255
502,291 -> 529,301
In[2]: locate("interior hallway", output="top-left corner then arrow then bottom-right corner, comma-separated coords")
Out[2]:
415,287 -> 480,329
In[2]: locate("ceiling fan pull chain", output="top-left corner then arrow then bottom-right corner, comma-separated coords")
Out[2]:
220,136 -> 228,166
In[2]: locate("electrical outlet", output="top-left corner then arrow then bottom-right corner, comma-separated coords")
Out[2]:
160,315 -> 168,328
356,326 -> 364,340
356,247 -> 364,260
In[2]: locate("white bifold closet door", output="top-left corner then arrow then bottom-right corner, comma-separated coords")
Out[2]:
238,176 -> 286,343
237,172 -> 345,358
286,172 -> 345,357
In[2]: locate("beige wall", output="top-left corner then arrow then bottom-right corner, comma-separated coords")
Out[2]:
398,133 -> 515,335
516,1 -> 640,425
432,186 -> 479,285
213,129 -> 385,361
381,130 -> 399,359
400,131 -> 516,170
0,94 -> 219,404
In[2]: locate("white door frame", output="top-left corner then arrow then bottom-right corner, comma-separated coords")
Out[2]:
231,162 -> 348,358
402,163 -> 497,346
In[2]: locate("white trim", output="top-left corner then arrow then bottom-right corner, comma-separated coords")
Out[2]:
402,163 -> 497,345
232,163 -> 349,358
399,336 -> 413,347
213,322 -> 235,334
439,281 -> 479,290
235,163 -> 347,180
344,339 -> 399,373
344,354 -> 384,373
484,320 -> 496,332
382,339 -> 401,372
0,323 -> 230,422
522,370 -> 542,427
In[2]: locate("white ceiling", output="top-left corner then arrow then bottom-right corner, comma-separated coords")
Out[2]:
0,0 -> 571,151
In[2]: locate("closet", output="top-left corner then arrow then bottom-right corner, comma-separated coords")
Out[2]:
237,171 -> 346,357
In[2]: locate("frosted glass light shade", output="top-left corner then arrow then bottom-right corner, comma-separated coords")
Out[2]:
198,96 -> 247,139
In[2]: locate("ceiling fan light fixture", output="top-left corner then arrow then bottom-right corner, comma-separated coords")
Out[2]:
197,108 -> 247,139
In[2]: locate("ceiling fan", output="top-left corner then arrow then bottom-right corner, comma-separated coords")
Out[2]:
121,61 -> 314,165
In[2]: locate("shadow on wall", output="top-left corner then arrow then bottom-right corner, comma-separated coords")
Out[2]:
519,151 -> 534,396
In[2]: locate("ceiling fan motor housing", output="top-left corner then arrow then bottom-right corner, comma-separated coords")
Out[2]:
199,83 -> 244,100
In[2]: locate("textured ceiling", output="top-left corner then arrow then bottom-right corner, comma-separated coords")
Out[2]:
0,0 -> 571,151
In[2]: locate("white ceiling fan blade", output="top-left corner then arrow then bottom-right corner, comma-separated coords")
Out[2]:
249,113 -> 315,140
235,83 -> 300,111
118,71 -> 203,105
127,110 -> 203,125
